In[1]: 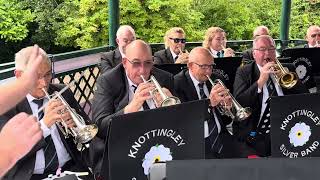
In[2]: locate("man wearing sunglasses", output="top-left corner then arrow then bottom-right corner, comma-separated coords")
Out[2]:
100,25 -> 136,73
93,40 -> 175,141
174,47 -> 239,159
154,27 -> 188,64
304,25 -> 320,48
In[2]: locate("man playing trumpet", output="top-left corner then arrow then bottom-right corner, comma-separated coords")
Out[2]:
203,27 -> 235,58
233,35 -> 308,157
174,47 -> 240,158
0,46 -> 93,180
154,27 -> 189,64
93,40 -> 175,140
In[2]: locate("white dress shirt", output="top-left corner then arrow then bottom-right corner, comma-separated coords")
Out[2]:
170,48 -> 179,62
210,48 -> 223,58
256,64 -> 284,126
26,94 -> 71,174
126,73 -> 156,110
189,71 -> 222,137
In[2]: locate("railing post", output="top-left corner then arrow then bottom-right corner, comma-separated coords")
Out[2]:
108,0 -> 119,48
280,0 -> 292,50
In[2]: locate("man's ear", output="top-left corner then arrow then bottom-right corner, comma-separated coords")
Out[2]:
122,57 -> 127,67
187,62 -> 192,69
116,38 -> 120,46
14,70 -> 23,78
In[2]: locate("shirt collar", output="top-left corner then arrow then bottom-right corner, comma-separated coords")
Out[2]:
125,72 -> 138,91
26,94 -> 47,104
169,48 -> 179,60
210,48 -> 221,57
189,70 -> 203,87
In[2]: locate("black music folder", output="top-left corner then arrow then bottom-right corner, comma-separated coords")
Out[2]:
270,93 -> 320,158
101,100 -> 207,180
282,48 -> 320,92
154,64 -> 187,75
213,57 -> 242,91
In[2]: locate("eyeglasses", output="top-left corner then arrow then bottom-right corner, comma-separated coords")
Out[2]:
193,62 -> 216,70
311,33 -> 320,38
127,58 -> 154,69
169,38 -> 186,44
38,71 -> 52,80
254,47 -> 276,52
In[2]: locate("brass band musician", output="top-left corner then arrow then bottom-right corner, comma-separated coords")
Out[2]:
0,46 -> 93,180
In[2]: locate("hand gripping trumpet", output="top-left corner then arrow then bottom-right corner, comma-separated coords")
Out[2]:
175,48 -> 189,64
266,58 -> 298,89
39,71 -> 98,150
140,75 -> 181,107
206,75 -> 251,121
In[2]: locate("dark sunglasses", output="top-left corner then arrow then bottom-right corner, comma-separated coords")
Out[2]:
169,38 -> 186,44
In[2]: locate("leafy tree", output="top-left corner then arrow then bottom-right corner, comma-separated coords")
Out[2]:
194,0 -> 281,40
120,0 -> 204,43
53,0 -> 108,49
0,0 -> 33,42
290,0 -> 320,39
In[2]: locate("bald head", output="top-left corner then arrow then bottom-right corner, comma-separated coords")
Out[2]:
306,25 -> 320,47
122,40 -> 153,85
188,47 -> 214,82
116,25 -> 136,53
188,47 -> 213,64
253,26 -> 269,39
124,40 -> 152,58
307,25 -> 320,36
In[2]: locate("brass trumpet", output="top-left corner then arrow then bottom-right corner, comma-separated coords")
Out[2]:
141,75 -> 181,107
206,75 -> 251,121
42,88 -> 98,148
266,58 -> 298,89
220,44 -> 235,57
175,48 -> 189,64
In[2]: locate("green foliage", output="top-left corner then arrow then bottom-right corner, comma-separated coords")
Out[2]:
290,0 -> 320,39
0,0 -> 33,42
1,0 -> 320,52
53,0 -> 108,48
194,0 -> 281,40
120,0 -> 204,43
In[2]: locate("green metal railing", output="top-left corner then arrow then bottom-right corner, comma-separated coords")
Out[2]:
0,40 -> 307,116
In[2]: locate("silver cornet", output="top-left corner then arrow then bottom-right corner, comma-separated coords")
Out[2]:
42,88 -> 98,149
140,75 -> 181,107
206,75 -> 251,121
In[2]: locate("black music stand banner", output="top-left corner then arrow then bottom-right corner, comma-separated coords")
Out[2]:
270,93 -> 320,158
282,48 -> 320,91
104,100 -> 207,180
153,64 -> 187,75
213,57 -> 242,92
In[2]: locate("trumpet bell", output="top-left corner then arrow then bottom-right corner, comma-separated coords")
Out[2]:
75,124 -> 98,144
236,107 -> 252,121
279,72 -> 298,89
160,97 -> 181,107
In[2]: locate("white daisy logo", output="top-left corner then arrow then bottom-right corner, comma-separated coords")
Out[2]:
295,65 -> 307,79
142,144 -> 172,175
289,122 -> 311,147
